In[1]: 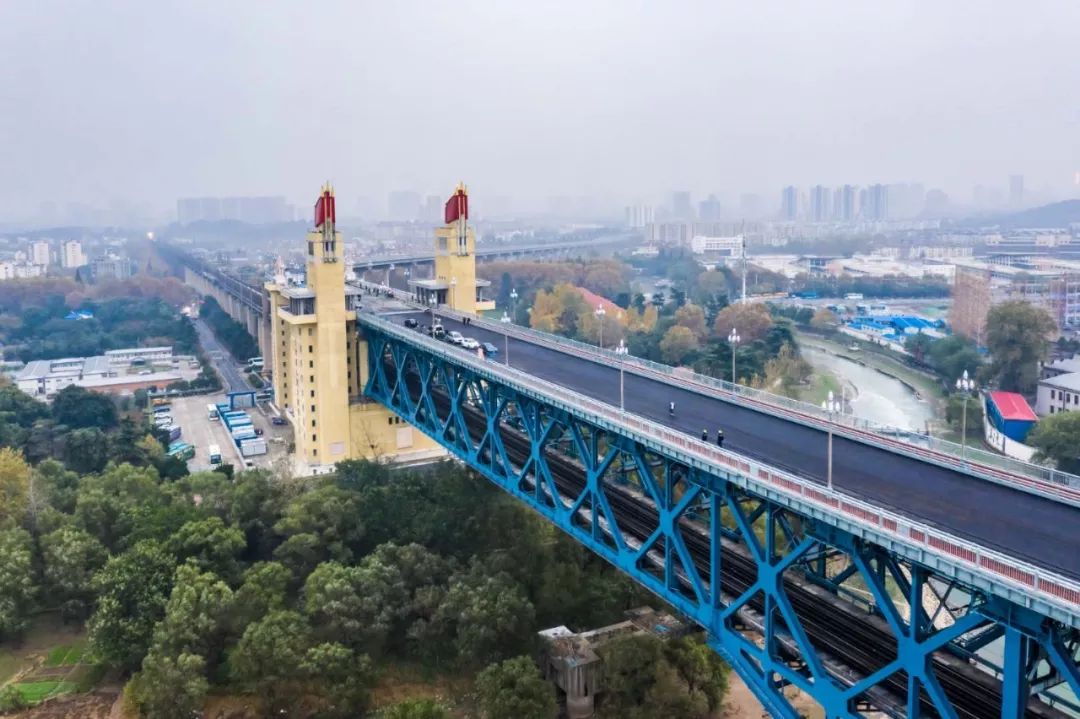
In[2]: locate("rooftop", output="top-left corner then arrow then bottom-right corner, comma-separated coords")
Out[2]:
988,391 -> 1039,422
1039,372 -> 1080,393
1045,356 -> 1080,374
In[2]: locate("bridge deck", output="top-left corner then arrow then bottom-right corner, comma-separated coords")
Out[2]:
390,310 -> 1080,581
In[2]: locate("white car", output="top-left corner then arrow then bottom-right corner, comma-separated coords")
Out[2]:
447,331 -> 465,345
460,337 -> 480,350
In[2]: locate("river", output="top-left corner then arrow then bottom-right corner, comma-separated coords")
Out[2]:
803,345 -> 935,432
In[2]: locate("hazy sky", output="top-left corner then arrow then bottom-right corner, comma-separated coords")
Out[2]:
2,1 -> 1079,217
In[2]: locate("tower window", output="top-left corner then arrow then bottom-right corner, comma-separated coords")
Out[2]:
312,434 -> 317,442
312,420 -> 316,427
309,360 -> 313,368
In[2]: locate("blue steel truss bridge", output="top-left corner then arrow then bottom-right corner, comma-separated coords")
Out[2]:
357,292 -> 1080,719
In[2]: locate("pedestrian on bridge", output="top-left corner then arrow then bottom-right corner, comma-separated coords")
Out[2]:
716,428 -> 724,448
702,428 -> 708,442
669,401 -> 675,416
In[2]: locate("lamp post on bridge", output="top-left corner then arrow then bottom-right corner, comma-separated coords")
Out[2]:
728,328 -> 741,386
450,277 -> 457,310
955,369 -> 976,461
822,390 -> 841,490
616,339 -> 628,410
595,306 -> 606,350
501,288 -> 518,367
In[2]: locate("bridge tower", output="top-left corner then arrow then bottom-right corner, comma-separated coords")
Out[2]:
408,183 -> 492,314
266,184 -> 443,473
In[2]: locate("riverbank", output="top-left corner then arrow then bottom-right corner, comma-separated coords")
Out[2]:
796,331 -> 943,432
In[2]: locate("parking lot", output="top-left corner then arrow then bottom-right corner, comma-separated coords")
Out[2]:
167,393 -> 292,473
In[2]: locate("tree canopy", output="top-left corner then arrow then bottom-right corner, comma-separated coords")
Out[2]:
983,301 -> 1057,393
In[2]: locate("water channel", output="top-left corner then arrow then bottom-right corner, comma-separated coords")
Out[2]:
803,345 -> 935,432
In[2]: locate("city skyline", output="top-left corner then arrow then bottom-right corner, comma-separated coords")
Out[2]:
2,2 -> 1079,222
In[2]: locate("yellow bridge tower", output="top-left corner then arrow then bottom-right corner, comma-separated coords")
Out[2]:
266,183 -> 444,474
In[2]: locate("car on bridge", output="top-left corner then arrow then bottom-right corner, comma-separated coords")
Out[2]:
481,341 -> 499,356
461,337 -> 480,350
403,317 -> 418,328
446,330 -> 464,345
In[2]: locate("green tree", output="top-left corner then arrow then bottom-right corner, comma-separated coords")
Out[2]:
475,655 -> 557,719
379,698 -> 451,719
230,610 -> 312,712
435,566 -> 535,665
63,427 -> 110,474
946,394 -> 984,438
167,516 -> 246,580
598,634 -> 707,718
926,334 -> 983,382
150,563 -> 234,664
659,325 -> 700,365
130,651 -> 208,719
75,463 -> 172,551
664,636 -> 729,713
233,561 -> 291,627
984,300 -> 1057,393
0,528 -> 35,640
51,385 -> 118,429
40,526 -> 108,620
301,641 -> 375,718
88,540 -> 177,671
274,484 -> 365,564
0,447 -> 30,527
1027,411 -> 1080,473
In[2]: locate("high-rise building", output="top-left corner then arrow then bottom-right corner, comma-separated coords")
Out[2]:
780,186 -> 798,221
62,241 -> 86,269
835,185 -> 856,222
423,195 -> 442,223
625,204 -> 655,228
697,194 -> 722,222
1009,174 -> 1025,208
861,184 -> 889,221
387,191 -> 422,221
671,191 -> 694,220
809,186 -> 830,222
30,241 -> 51,267
177,196 -> 289,224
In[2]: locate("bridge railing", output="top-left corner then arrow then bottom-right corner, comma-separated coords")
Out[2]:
355,281 -> 1080,503
362,312 -> 1080,627
470,311 -> 1080,497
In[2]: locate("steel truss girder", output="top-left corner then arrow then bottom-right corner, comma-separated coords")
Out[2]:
364,330 -> 1080,719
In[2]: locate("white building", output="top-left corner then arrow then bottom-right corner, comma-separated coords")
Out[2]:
104,346 -> 173,365
31,241 -> 51,267
1035,372 -> 1080,417
0,261 -> 45,281
62,241 -> 87,268
690,234 -> 744,259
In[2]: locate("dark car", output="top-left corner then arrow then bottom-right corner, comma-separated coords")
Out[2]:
254,427 -> 264,436
271,416 -> 288,426
403,317 -> 418,328
481,342 -> 499,356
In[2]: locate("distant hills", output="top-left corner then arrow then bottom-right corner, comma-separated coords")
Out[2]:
964,199 -> 1080,229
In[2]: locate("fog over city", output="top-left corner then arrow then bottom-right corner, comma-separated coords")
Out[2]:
2,1 -> 1079,220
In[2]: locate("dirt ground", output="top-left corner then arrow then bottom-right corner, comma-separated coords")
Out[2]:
723,673 -> 823,719
0,690 -> 119,719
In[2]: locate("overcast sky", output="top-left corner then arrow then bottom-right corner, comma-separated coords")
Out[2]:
2,1 -> 1079,218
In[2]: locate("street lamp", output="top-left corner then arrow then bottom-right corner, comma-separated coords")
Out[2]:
821,390 -> 841,490
387,262 -> 395,287
428,295 -> 437,323
450,277 -> 457,309
616,339 -> 628,410
728,328 -> 741,385
509,288 -> 518,321
595,306 -> 606,349
955,369 -> 976,460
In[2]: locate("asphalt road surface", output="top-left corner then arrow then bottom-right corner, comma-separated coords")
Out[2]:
387,310 -> 1080,580
195,319 -> 251,393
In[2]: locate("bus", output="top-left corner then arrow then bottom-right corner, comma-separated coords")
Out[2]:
246,357 -> 264,369
207,444 -> 222,465
207,404 -> 220,421
167,442 -> 195,461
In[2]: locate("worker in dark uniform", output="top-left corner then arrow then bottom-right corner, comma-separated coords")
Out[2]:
716,428 -> 725,448
702,428 -> 708,442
